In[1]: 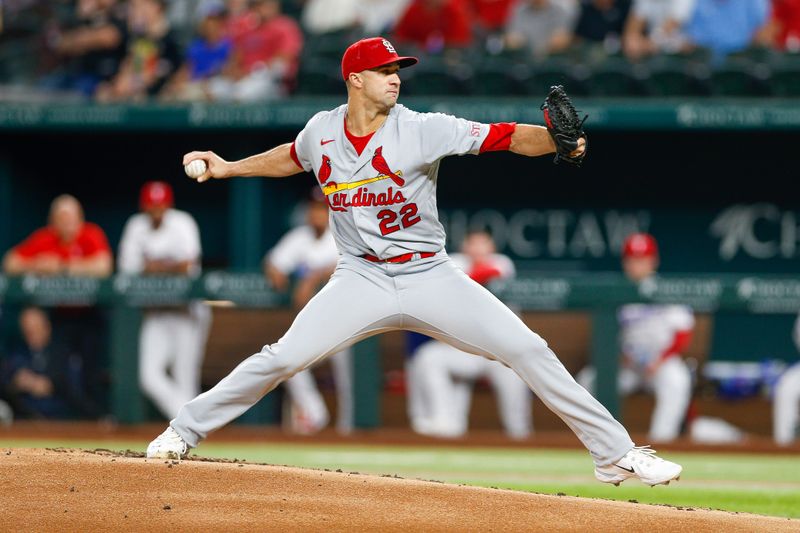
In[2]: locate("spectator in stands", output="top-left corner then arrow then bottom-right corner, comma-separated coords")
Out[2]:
576,233 -> 696,443
40,0 -> 128,98
360,0 -> 413,35
469,0 -> 517,35
160,1 -> 232,101
754,0 -> 800,52
0,307 -> 103,420
207,0 -> 303,101
302,0 -> 413,36
95,0 -> 182,102
504,0 -> 579,59
1,194 -> 113,414
406,230 -> 532,439
622,0 -> 695,60
2,194 -> 112,277
683,0 -> 770,62
773,314 -> 800,446
393,0 -> 474,53
263,190 -> 353,434
301,0 -> 360,35
117,181 -> 211,420
572,0 -> 632,55
225,0 -> 256,39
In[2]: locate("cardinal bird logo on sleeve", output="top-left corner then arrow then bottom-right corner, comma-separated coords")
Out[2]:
318,154 -> 332,184
371,147 -> 404,187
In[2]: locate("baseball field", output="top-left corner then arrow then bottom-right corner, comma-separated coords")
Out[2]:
1,423 -> 798,531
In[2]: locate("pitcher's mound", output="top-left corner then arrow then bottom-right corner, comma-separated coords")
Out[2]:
1,448 -> 795,532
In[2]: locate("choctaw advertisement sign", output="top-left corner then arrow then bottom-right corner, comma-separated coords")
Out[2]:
440,203 -> 800,273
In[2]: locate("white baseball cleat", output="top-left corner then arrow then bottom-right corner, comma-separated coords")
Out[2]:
146,426 -> 190,460
594,446 -> 682,487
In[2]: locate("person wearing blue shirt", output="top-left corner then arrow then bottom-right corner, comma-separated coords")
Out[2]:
160,2 -> 232,101
0,307 -> 101,420
684,0 -> 769,62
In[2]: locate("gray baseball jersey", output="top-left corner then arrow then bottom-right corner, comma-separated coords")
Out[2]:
171,104 -> 635,466
293,103 -> 489,258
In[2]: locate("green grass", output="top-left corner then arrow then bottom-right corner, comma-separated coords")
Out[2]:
3,438 -> 799,519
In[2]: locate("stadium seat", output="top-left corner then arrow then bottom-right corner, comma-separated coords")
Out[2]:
401,57 -> 473,96
525,57 -> 588,97
294,59 -> 342,96
644,54 -> 708,97
304,30 -> 359,61
471,57 -> 530,96
708,57 -> 770,96
584,57 -> 648,97
0,39 -> 37,84
767,53 -> 800,97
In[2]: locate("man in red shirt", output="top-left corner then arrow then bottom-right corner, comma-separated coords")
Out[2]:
393,0 -> 474,52
209,0 -> 303,101
2,194 -> 112,278
756,0 -> 800,51
3,194 -> 113,419
469,0 -> 516,33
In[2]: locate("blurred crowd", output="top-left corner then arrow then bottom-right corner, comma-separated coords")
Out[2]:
1,0 -> 800,101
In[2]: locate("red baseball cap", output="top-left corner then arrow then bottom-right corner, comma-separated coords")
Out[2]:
341,37 -> 418,81
622,233 -> 658,258
140,181 -> 174,210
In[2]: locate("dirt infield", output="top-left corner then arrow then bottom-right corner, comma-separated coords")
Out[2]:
1,448 -> 797,532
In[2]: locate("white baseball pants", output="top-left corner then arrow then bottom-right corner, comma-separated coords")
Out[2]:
577,356 -> 692,442
139,302 -> 212,420
407,340 -> 532,439
774,362 -> 800,446
172,254 -> 634,465
283,348 -> 353,434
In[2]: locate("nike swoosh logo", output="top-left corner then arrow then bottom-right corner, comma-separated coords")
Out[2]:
321,139 -> 335,145
615,464 -> 635,473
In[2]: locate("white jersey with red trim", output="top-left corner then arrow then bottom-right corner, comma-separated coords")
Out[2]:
293,104 -> 491,259
118,208 -> 202,276
617,303 -> 695,367
267,225 -> 338,276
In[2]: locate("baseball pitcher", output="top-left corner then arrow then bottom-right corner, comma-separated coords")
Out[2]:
147,37 -> 682,486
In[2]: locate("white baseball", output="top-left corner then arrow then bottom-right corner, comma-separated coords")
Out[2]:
185,159 -> 207,179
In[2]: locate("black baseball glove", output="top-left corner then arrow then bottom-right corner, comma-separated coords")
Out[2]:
540,85 -> 588,166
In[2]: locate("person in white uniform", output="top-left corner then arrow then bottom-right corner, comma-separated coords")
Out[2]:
773,315 -> 800,445
148,36 -> 683,487
118,181 -> 212,420
264,190 -> 353,434
407,230 -> 532,439
577,233 -> 695,443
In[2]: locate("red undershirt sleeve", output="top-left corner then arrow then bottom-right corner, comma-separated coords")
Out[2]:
289,142 -> 303,170
13,229 -> 49,258
84,225 -> 111,256
479,122 -> 517,153
658,329 -> 693,363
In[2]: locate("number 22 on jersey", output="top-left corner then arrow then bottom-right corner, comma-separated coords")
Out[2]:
377,203 -> 421,235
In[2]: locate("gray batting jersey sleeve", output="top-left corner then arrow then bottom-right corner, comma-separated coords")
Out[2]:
294,104 -> 491,259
